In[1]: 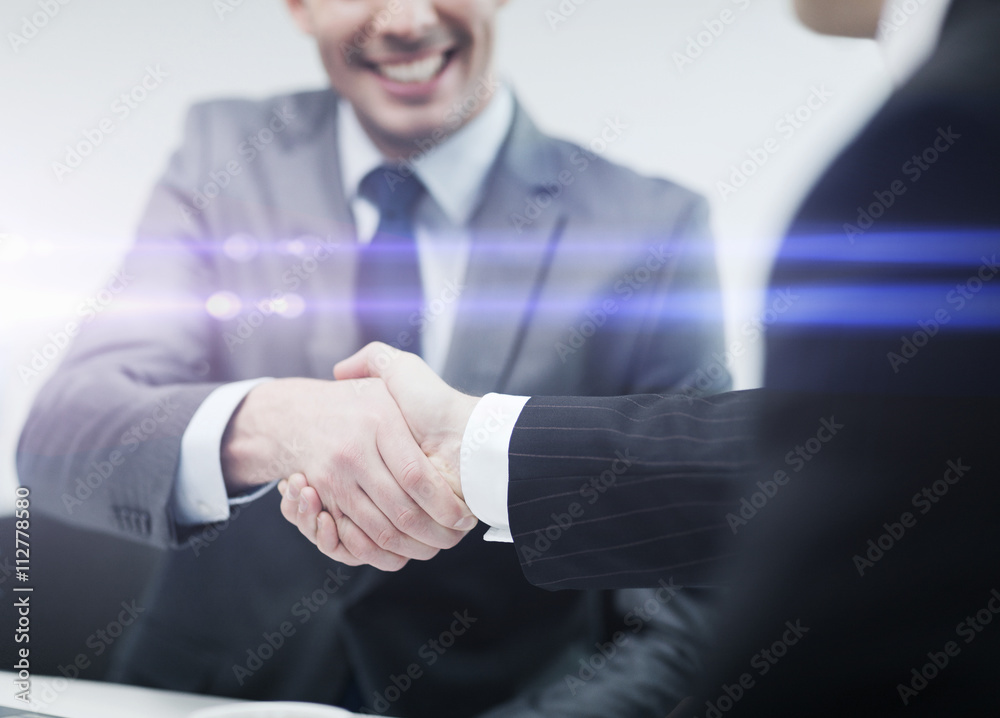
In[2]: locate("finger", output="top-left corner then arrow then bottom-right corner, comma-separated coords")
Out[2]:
333,341 -> 403,382
280,477 -> 322,546
314,511 -> 363,566
278,474 -> 306,525
332,511 -> 417,572
296,484 -> 324,542
322,471 -> 443,562
374,415 -> 477,538
286,472 -> 306,501
283,476 -> 367,567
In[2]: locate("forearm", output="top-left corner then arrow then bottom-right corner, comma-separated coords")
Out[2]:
506,390 -> 762,589
219,378 -> 309,495
17,365 -> 219,548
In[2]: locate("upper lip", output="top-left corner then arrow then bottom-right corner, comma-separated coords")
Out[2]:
363,46 -> 455,67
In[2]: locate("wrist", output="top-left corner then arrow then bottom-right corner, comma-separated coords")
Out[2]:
220,379 -> 292,494
429,393 -> 479,500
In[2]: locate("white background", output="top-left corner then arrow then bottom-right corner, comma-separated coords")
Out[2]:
0,0 -> 893,510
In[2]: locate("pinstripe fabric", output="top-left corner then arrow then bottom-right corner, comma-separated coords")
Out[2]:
507,390 -> 761,589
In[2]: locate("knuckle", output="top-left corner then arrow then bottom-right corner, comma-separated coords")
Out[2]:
396,457 -> 426,492
393,506 -> 420,534
375,525 -> 402,553
336,518 -> 372,560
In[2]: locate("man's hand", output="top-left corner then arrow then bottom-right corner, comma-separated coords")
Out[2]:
334,343 -> 480,495
223,376 -> 476,571
279,344 -> 481,555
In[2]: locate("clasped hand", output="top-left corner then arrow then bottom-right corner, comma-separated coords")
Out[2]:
223,343 -> 478,571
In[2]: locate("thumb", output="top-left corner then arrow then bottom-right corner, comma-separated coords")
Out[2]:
333,341 -> 400,381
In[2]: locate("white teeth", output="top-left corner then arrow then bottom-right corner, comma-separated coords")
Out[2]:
376,53 -> 445,84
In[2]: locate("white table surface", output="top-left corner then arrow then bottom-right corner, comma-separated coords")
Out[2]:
0,672 -> 361,718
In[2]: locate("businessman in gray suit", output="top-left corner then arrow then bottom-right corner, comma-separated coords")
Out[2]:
17,0 -> 729,714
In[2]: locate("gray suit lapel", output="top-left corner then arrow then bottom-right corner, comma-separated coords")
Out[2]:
275,92 -> 365,377
443,105 -> 568,395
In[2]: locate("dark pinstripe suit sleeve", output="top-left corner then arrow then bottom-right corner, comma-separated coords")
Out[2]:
506,389 -> 760,590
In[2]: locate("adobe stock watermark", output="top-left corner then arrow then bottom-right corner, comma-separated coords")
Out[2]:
61,396 -> 180,514
879,0 -> 935,39
460,404 -> 516,463
696,619 -> 809,718
18,269 -> 134,385
545,0 -> 591,31
350,278 -> 466,373
52,65 -> 168,182
564,578 -> 680,695
8,0 -> 73,54
897,587 -> 1000,706
843,126 -> 961,242
725,416 -> 844,534
213,0 -> 247,21
679,287 -> 799,403
887,253 -> 997,373
716,85 -> 834,202
554,244 -> 673,363
510,117 -> 629,232
212,235 -> 339,353
672,0 -> 753,71
17,598 -> 144,713
369,72 -> 500,188
188,438 -> 304,556
232,567 -> 351,686
178,105 -> 297,225
852,458 -> 970,577
517,448 -> 635,566
370,609 -> 478,713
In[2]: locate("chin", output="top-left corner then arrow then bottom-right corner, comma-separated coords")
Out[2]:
363,109 -> 452,156
794,0 -> 883,38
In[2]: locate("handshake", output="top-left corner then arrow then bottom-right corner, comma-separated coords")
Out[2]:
222,342 -> 483,572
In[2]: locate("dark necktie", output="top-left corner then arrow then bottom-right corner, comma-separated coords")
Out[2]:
355,166 -> 425,354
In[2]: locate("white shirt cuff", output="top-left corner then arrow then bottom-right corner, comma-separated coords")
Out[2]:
459,393 -> 530,543
173,378 -> 274,526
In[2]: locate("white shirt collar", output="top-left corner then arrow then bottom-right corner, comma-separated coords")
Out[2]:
338,85 -> 515,227
878,0 -> 954,83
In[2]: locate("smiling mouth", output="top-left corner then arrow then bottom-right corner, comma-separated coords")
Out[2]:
370,50 -> 454,84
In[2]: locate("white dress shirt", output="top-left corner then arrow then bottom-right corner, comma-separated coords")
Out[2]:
459,0 -> 958,544
173,87 -> 515,526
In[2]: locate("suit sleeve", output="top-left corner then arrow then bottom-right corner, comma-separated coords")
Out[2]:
506,390 -> 758,590
504,187 -> 757,589
16,104 -> 228,548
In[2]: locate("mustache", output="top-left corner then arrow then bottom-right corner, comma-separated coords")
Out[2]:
355,28 -> 459,62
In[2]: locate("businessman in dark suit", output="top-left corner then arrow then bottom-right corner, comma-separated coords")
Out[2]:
289,0 -> 999,710
16,0 -> 731,715
698,0 -> 1000,713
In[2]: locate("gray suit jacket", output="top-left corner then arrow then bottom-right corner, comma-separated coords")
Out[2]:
18,89 -> 728,717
